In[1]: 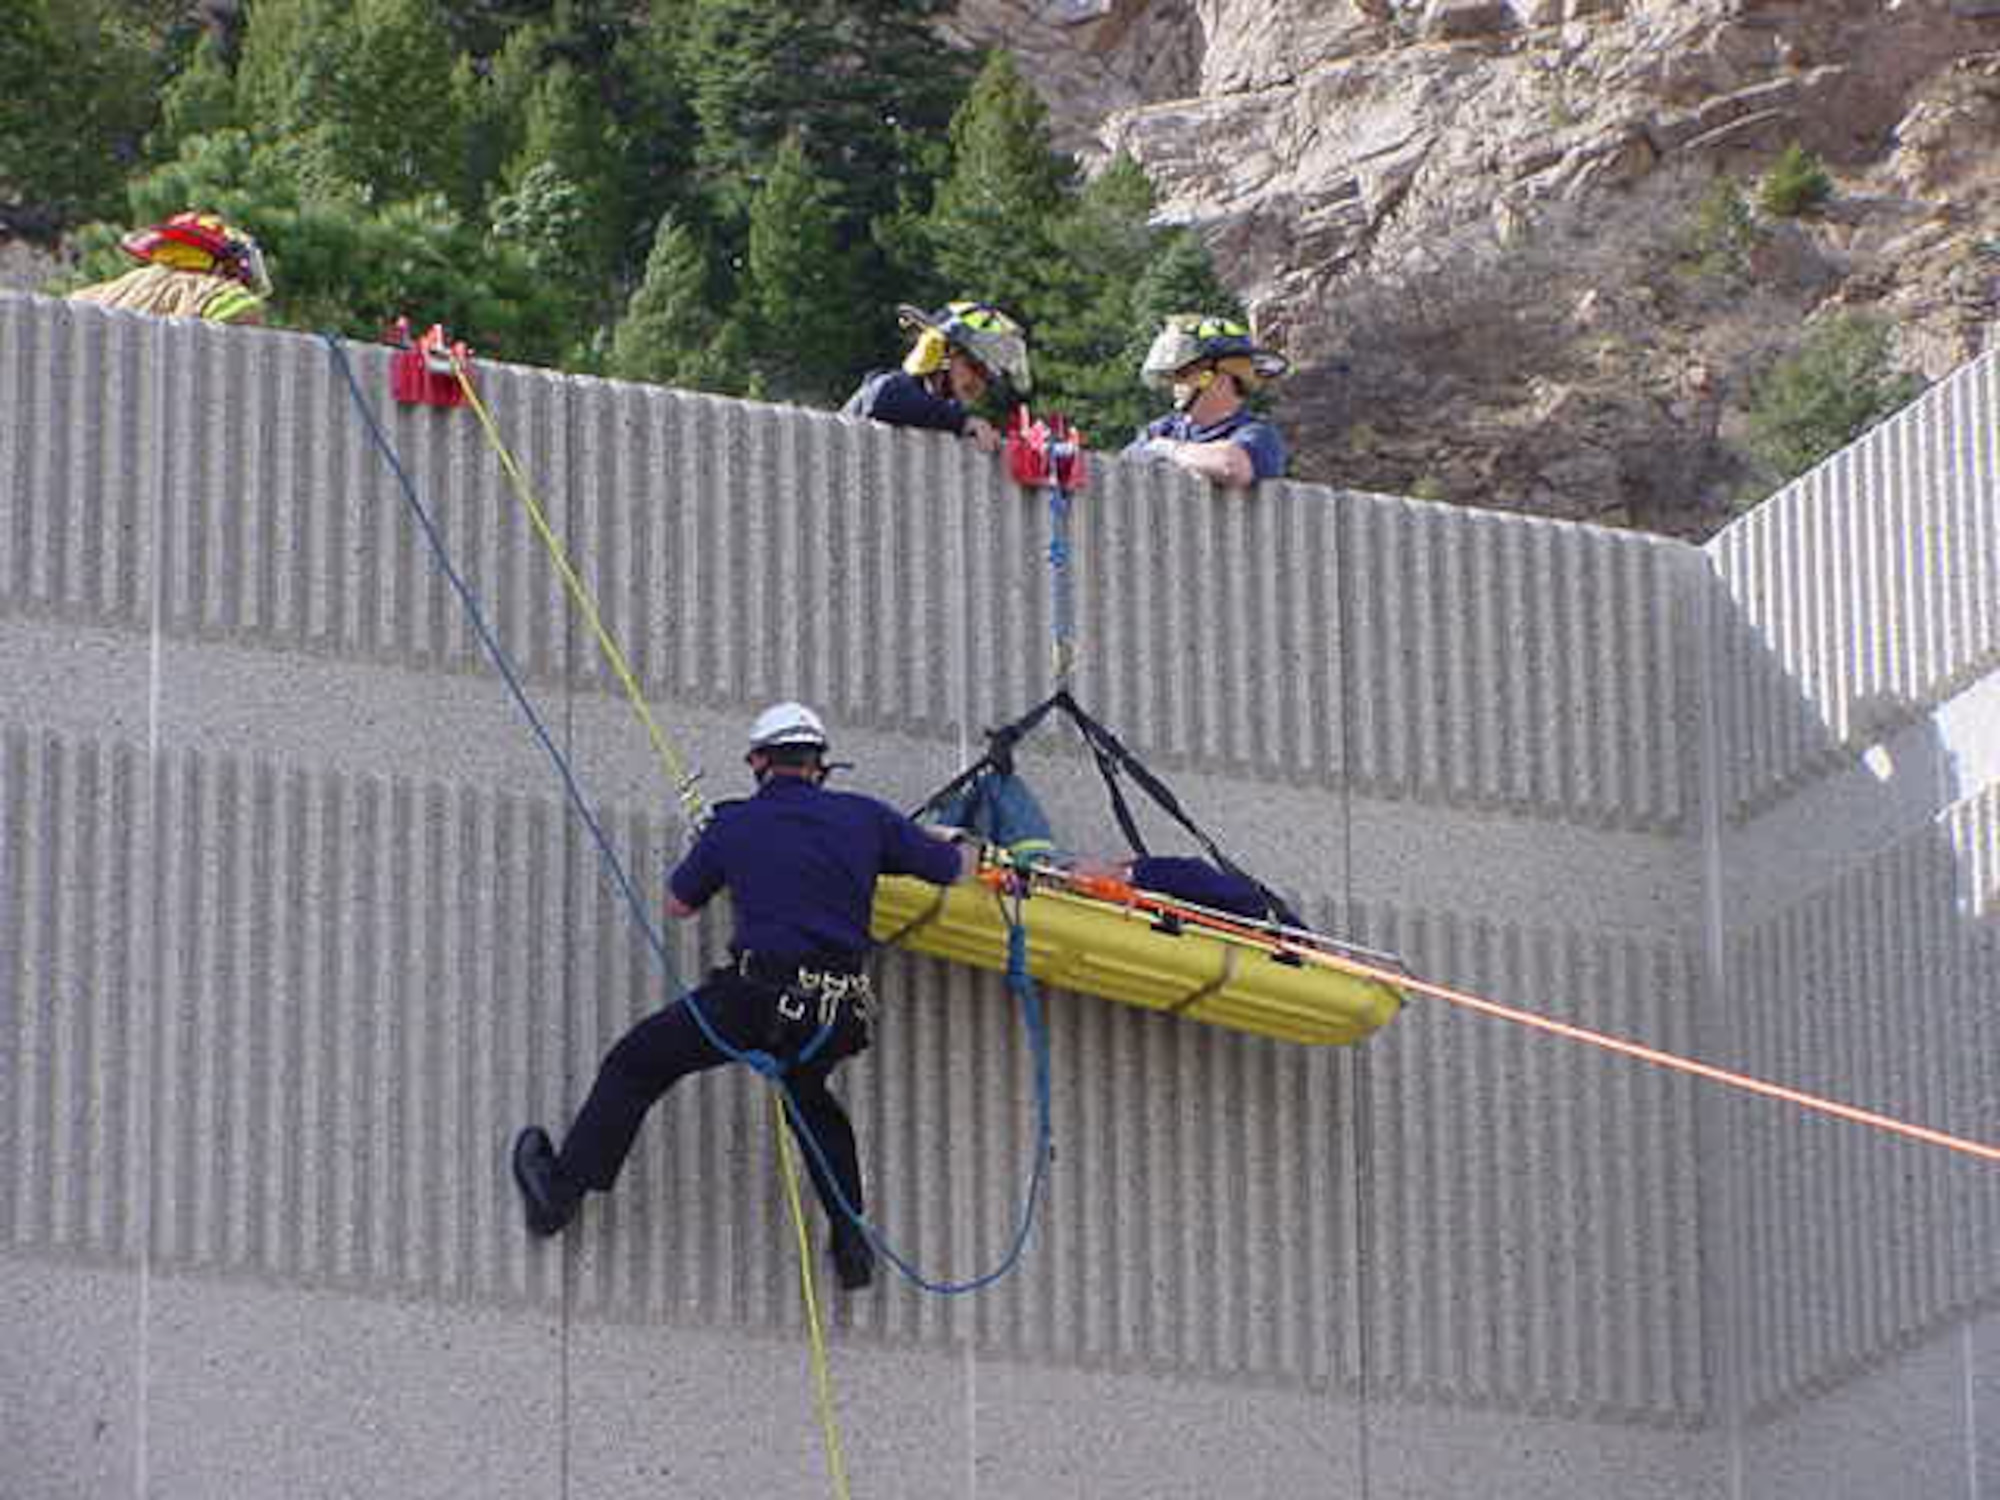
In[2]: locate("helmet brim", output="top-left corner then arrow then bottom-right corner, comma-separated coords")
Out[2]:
899,303 -> 1032,398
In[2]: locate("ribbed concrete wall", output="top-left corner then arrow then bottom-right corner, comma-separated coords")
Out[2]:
1697,352 -> 2000,1496
0,290 -> 1991,1498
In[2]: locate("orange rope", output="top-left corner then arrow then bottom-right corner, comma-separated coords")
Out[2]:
1387,965 -> 2000,1165
1001,864 -> 2000,1166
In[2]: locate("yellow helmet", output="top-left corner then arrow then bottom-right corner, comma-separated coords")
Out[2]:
1140,314 -> 1287,393
899,300 -> 1032,398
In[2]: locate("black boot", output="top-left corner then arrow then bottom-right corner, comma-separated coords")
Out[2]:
829,1223 -> 875,1291
512,1126 -> 580,1237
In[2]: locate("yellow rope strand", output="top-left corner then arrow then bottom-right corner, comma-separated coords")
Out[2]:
451,360 -> 851,1496
774,1090 -> 853,1500
452,360 -> 709,828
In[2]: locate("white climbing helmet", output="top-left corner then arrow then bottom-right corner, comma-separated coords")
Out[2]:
747,701 -> 830,754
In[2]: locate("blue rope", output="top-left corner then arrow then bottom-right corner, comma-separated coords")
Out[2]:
782,896 -> 1054,1296
322,334 -> 681,992
1048,482 -> 1075,683
325,332 -> 1049,1294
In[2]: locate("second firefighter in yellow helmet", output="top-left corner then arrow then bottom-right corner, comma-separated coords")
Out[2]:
841,300 -> 1031,455
1124,314 -> 1289,489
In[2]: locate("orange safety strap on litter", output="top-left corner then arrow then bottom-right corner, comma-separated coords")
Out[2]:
1001,862 -> 2000,1167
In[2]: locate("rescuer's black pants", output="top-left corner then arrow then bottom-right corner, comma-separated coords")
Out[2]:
555,967 -> 870,1227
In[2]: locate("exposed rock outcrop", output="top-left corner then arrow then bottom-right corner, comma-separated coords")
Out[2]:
949,0 -> 2000,535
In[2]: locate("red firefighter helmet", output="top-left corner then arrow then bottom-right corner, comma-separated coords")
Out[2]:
120,211 -> 271,296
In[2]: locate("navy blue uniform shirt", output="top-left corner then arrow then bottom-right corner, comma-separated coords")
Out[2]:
669,778 -> 961,960
841,369 -> 970,435
1124,408 -> 1288,480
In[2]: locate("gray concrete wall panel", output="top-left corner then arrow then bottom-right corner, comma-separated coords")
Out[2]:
3,292 -> 1994,1496
1350,904 -> 1706,1422
1,296 -> 157,629
1738,1313 -> 1996,1500
1706,354 -> 2000,821
3,727 -> 149,1262
1334,492 -> 1688,831
1699,348 -> 2000,1443
0,1260 -> 141,1500
1722,791 -> 2000,1416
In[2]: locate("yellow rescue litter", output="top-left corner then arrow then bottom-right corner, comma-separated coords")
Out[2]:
872,862 -> 1405,1047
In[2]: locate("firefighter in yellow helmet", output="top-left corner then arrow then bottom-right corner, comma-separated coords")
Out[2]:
69,211 -> 271,326
841,300 -> 1031,454
1123,314 -> 1290,488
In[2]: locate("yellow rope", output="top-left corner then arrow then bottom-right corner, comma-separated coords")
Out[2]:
450,358 -> 852,1497
451,360 -> 709,829
774,1091 -> 853,1500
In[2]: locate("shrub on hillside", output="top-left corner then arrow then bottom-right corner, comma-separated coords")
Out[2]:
1758,144 -> 1833,219
1743,313 -> 1923,488
1686,178 -> 1764,282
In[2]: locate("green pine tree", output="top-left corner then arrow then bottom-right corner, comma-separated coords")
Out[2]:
1030,153 -> 1168,441
454,24 -> 549,212
922,48 -> 1071,317
152,32 -> 241,162
236,0 -> 471,209
738,133 -> 864,403
235,0 -> 325,134
611,5 -> 702,266
1745,314 -> 1923,488
498,59 -> 629,303
0,0 -> 159,226
676,0 -> 970,360
607,211 -> 720,387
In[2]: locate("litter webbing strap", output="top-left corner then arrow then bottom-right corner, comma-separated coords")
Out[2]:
911,689 -> 1300,927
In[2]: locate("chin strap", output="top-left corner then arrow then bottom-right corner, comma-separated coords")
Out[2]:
1173,365 -> 1217,412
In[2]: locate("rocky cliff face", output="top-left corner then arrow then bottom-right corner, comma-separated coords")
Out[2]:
949,0 -> 2000,535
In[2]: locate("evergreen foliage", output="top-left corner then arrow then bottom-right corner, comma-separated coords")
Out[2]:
608,211 -> 721,388
498,59 -> 630,305
1744,314 -> 1923,487
923,50 -> 1069,318
739,135 -> 867,403
239,0 -> 471,209
1759,144 -> 1833,219
154,34 -> 241,162
34,4 -> 1241,440
1686,177 -> 1763,282
0,0 -> 159,223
